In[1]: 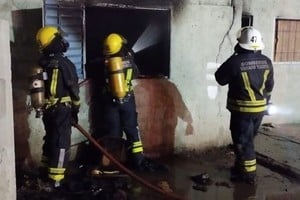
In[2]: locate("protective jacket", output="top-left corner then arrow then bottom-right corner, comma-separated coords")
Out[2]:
215,45 -> 274,114
39,53 -> 80,107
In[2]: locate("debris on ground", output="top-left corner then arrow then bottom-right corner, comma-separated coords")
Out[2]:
190,172 -> 213,185
190,172 -> 214,192
16,165 -> 130,200
192,184 -> 208,192
16,135 -> 300,200
215,181 -> 232,188
261,122 -> 276,131
157,181 -> 173,193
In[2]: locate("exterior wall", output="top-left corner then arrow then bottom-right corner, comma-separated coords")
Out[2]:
242,0 -> 300,124
1,0 -> 300,172
170,2 -> 242,152
171,0 -> 300,152
0,0 -> 42,40
0,20 -> 16,200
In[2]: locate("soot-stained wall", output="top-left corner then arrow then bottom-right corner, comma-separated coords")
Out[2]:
11,9 -> 42,170
85,6 -> 170,77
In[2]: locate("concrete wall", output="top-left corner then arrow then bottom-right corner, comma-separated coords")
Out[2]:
0,0 -> 42,40
242,0 -> 300,124
170,1 -> 243,152
170,0 -> 300,152
1,0 -> 300,174
0,20 -> 16,200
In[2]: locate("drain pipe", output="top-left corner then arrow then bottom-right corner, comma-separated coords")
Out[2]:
73,123 -> 186,200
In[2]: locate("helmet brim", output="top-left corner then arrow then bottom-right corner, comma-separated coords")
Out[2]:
239,42 -> 265,51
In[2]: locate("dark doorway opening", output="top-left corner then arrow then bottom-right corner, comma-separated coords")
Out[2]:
85,6 -> 171,78
242,14 -> 253,27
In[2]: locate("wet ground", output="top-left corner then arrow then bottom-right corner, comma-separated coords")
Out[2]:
137,147 -> 300,200
17,124 -> 300,200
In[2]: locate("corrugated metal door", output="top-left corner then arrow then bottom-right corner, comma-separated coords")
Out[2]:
43,0 -> 84,79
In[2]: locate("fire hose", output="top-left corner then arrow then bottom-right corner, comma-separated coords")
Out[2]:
73,123 -> 186,200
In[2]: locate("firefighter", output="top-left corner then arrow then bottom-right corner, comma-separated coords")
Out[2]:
95,33 -> 167,172
35,26 -> 81,190
215,26 -> 274,185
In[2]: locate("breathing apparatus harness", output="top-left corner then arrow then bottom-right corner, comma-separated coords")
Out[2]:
104,49 -> 134,104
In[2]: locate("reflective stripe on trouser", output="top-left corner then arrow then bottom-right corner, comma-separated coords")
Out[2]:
49,167 -> 66,182
131,141 -> 143,154
242,159 -> 256,173
48,148 -> 66,182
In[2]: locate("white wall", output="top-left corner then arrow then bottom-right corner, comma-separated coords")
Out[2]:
170,0 -> 300,152
0,20 -> 16,200
243,0 -> 300,123
171,2 -> 243,152
0,0 -> 42,41
2,0 -> 300,161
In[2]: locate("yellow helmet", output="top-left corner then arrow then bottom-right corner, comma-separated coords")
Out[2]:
36,26 -> 60,50
103,33 -> 127,55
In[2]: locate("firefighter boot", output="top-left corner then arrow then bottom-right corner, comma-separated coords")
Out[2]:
38,177 -> 62,193
130,153 -> 168,173
243,172 -> 257,185
230,166 -> 256,185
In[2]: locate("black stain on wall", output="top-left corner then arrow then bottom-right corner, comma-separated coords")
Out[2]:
11,8 -> 42,170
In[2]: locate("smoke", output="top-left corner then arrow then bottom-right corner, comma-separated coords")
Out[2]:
132,22 -> 162,53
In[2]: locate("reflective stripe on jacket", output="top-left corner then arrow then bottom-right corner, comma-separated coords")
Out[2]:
39,54 -> 80,108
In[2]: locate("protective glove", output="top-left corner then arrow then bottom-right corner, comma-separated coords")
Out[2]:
71,105 -> 80,125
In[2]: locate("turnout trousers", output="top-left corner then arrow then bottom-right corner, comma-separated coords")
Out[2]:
230,112 -> 264,176
101,94 -> 140,143
42,103 -> 72,183
101,93 -> 144,161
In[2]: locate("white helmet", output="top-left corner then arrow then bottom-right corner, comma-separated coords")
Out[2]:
236,26 -> 265,51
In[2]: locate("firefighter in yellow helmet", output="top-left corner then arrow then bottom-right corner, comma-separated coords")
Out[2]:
91,33 -> 168,172
215,26 -> 274,185
35,26 -> 80,191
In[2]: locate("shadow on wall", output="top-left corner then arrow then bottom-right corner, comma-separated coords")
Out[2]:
134,78 -> 193,158
85,59 -> 193,159
11,9 -> 42,170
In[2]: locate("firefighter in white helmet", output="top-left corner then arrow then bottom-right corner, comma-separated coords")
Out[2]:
215,26 -> 274,185
35,26 -> 80,191
89,33 -> 168,172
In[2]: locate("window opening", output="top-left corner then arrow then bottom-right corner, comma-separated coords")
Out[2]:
85,6 -> 171,78
43,0 -> 84,79
274,19 -> 300,62
242,15 -> 253,27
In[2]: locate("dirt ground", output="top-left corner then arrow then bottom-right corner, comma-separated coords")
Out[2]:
16,144 -> 300,200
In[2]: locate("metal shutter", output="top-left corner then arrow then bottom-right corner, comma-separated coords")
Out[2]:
43,0 -> 84,79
